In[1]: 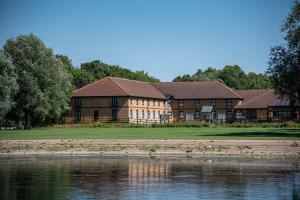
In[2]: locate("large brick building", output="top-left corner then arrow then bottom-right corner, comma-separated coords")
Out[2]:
66,77 -> 298,123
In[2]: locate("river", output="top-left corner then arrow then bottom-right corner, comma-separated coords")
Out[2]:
0,156 -> 299,200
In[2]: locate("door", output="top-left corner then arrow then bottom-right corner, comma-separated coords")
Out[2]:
94,110 -> 99,121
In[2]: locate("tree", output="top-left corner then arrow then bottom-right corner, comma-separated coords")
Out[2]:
0,51 -> 18,117
219,65 -> 247,89
80,60 -> 159,83
267,1 -> 300,108
72,68 -> 95,88
246,72 -> 272,89
173,74 -> 193,82
192,67 -> 223,82
3,34 -> 72,127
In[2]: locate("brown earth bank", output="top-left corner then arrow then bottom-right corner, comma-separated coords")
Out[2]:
1,140 -> 300,157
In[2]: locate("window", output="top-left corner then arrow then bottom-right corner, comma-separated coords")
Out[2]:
166,99 -> 172,107
142,98 -> 145,105
75,110 -> 81,121
273,107 -> 293,119
136,98 -> 139,105
112,109 -> 117,121
142,110 -> 145,118
75,98 -> 81,108
136,109 -> 139,119
226,110 -> 233,119
195,99 -> 200,107
158,111 -> 160,118
179,100 -> 184,107
158,100 -> 160,106
179,111 -> 184,119
195,111 -> 200,119
147,99 -> 150,105
168,111 -> 172,119
147,110 -> 150,119
245,109 -> 257,120
226,99 -> 233,108
153,100 -> 155,106
112,97 -> 118,107
130,98 -> 132,105
211,99 -> 216,106
130,109 -> 133,118
153,110 -> 156,119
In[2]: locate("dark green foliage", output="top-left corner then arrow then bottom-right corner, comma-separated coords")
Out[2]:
268,1 -> 300,105
173,66 -> 272,89
55,57 -> 160,88
246,72 -> 272,89
81,60 -> 159,84
3,34 -> 72,128
173,74 -> 193,82
0,51 -> 18,117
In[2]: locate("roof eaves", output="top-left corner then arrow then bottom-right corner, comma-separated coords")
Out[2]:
235,89 -> 274,109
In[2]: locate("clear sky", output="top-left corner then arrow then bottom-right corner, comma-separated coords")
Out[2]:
0,0 -> 293,81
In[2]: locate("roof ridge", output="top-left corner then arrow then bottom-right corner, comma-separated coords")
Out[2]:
71,78 -> 105,95
107,77 -> 130,96
109,76 -> 148,83
214,81 -> 243,99
236,89 -> 273,107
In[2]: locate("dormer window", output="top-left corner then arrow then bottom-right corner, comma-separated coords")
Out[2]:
195,99 -> 200,107
211,99 -> 216,106
179,100 -> 184,107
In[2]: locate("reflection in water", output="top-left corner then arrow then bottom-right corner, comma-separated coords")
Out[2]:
0,156 -> 299,200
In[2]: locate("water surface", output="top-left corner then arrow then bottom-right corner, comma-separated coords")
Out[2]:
0,156 -> 299,200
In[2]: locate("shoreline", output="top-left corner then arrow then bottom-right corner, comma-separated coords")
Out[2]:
1,139 -> 300,157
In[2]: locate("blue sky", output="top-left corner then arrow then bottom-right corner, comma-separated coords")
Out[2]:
0,0 -> 293,81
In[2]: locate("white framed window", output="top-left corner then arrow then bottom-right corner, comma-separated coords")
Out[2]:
195,99 -> 200,107
211,99 -> 216,106
136,109 -> 139,119
130,109 -> 133,118
142,110 -> 145,118
179,111 -> 184,119
226,99 -> 233,108
195,111 -> 200,119
166,99 -> 172,107
158,100 -> 160,106
153,110 -> 156,119
130,98 -> 132,105
136,98 -> 139,105
142,98 -> 145,105
179,100 -> 184,107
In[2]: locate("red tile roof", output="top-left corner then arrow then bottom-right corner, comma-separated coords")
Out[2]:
72,77 -> 166,99
151,81 -> 243,99
235,89 -> 290,109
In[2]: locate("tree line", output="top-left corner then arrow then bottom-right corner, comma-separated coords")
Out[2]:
173,65 -> 272,89
0,1 -> 299,128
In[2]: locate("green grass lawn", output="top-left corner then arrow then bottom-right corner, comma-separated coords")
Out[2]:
0,127 -> 299,140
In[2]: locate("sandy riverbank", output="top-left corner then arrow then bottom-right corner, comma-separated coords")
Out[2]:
0,140 -> 300,156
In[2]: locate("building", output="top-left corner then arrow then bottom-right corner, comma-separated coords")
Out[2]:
235,89 -> 298,122
66,77 -> 298,123
66,77 -> 169,124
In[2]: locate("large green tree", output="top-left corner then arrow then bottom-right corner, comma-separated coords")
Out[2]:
268,1 -> 300,106
0,51 -> 18,117
219,65 -> 247,89
81,60 -> 159,83
3,34 -> 72,127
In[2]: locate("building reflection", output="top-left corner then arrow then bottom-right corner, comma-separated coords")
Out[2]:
128,160 -> 170,179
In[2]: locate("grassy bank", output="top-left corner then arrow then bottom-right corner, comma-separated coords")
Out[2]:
0,127 -> 299,140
